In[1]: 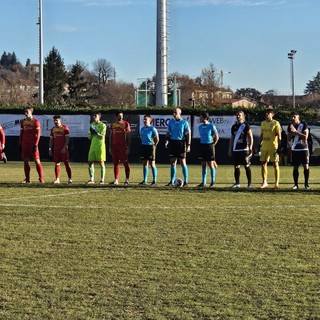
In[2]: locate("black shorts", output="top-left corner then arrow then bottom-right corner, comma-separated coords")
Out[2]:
291,150 -> 309,166
198,143 -> 215,161
140,145 -> 156,161
232,150 -> 251,166
168,140 -> 186,159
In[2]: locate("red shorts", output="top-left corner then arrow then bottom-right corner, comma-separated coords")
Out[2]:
112,145 -> 128,164
54,150 -> 69,164
21,144 -> 40,160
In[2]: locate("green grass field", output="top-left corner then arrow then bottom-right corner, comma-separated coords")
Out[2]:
0,162 -> 319,319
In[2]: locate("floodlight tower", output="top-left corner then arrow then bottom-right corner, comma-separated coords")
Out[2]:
156,0 -> 168,107
288,49 -> 297,109
37,0 -> 44,104
220,69 -> 231,88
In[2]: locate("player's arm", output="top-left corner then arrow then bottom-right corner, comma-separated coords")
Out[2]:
125,130 -> 131,154
275,125 -> 282,154
153,129 -> 159,146
0,126 -> 5,149
165,121 -> 171,148
213,127 -> 219,146
248,127 -> 253,154
184,121 -> 191,152
88,123 -> 95,140
34,121 -> 41,150
61,134 -> 70,154
228,131 -> 234,157
185,131 -> 191,152
19,122 -> 24,146
109,127 -> 113,154
277,125 -> 282,142
304,127 -> 309,140
290,124 -> 308,140
165,130 -> 171,148
287,124 -> 293,141
96,123 -> 106,139
258,130 -> 264,151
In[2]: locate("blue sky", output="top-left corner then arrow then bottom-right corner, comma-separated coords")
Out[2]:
2,0 -> 319,95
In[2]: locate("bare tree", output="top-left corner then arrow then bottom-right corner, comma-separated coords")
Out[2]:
92,58 -> 114,85
0,79 -> 38,105
200,63 -> 219,87
91,81 -> 135,107
168,72 -> 200,107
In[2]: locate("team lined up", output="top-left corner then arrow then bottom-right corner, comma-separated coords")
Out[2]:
0,107 -> 311,189
228,108 -> 310,190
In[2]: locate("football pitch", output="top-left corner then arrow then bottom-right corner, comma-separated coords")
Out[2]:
0,162 -> 319,319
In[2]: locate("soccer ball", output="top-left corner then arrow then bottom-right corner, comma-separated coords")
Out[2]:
174,178 -> 184,187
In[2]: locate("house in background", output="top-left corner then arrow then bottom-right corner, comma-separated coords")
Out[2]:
215,97 -> 261,108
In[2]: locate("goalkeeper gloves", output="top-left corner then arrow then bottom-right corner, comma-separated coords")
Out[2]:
90,125 -> 98,134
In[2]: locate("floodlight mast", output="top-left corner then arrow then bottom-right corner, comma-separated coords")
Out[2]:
220,70 -> 231,88
156,0 -> 168,107
288,49 -> 297,109
38,0 -> 44,104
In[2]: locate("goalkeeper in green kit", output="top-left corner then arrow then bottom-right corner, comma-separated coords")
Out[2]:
87,112 -> 107,184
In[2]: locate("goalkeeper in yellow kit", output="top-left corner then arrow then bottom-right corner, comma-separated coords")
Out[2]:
259,109 -> 282,189
87,112 -> 107,184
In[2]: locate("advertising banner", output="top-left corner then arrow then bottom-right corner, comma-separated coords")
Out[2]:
0,114 -> 26,136
42,115 -> 90,137
193,115 -> 236,139
138,115 -> 191,135
0,114 -> 90,137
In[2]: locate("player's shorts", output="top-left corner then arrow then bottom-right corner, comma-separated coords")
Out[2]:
198,143 -> 215,162
140,145 -> 156,161
291,150 -> 309,166
112,144 -> 128,164
21,144 -> 40,161
260,148 -> 279,163
168,140 -> 186,159
88,147 -> 106,162
232,150 -> 251,166
54,149 -> 69,164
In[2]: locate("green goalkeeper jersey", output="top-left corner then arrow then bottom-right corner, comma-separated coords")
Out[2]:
88,121 -> 107,161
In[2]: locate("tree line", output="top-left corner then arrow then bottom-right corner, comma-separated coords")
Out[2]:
1,48 -> 320,109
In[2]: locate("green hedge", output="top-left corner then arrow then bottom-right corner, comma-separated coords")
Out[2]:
1,104 -> 320,123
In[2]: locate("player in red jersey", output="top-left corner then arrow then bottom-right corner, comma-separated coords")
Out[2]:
19,106 -> 44,183
0,124 -> 7,163
49,115 -> 72,184
109,111 -> 131,185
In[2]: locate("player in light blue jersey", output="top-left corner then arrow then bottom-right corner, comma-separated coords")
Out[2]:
139,115 -> 159,185
198,112 -> 219,187
165,108 -> 191,186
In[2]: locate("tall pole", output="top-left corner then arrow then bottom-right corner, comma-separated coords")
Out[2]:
38,0 -> 44,104
156,0 -> 168,107
288,50 -> 297,109
220,69 -> 231,88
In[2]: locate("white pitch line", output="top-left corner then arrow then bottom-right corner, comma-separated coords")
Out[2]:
0,203 -> 206,209
0,203 -> 320,210
1,189 -> 105,201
